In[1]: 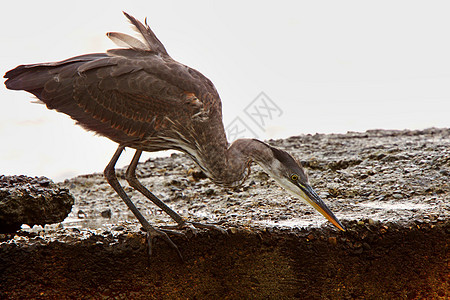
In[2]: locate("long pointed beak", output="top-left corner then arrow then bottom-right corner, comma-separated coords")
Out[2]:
301,184 -> 346,231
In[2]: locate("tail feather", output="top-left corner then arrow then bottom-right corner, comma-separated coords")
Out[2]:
122,11 -> 168,55
4,66 -> 52,98
4,54 -> 108,98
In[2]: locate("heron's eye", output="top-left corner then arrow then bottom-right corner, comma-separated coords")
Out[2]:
290,174 -> 299,181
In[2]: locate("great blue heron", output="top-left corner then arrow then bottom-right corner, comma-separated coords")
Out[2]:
4,12 -> 345,260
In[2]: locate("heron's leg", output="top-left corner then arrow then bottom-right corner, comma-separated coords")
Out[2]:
125,149 -> 185,225
125,150 -> 227,234
104,145 -> 183,261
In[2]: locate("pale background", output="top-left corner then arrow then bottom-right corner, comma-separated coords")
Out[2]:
1,1 -> 449,181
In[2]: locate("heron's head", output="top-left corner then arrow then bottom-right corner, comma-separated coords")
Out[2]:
256,144 -> 345,231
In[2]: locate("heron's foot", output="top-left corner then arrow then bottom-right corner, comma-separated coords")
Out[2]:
190,221 -> 228,234
142,225 -> 183,262
162,221 -> 227,235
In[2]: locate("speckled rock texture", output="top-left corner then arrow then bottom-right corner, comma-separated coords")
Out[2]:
0,128 -> 448,299
0,175 -> 74,233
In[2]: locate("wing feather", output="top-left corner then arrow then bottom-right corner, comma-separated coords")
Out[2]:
106,32 -> 149,51
122,11 -> 168,55
4,13 -> 224,148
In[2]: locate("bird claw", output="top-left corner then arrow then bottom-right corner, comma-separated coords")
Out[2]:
190,221 -> 228,235
158,228 -> 186,237
143,226 -> 183,263
140,221 -> 226,263
161,221 -> 228,235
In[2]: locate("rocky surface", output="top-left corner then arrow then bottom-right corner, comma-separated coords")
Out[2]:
0,128 -> 449,299
0,175 -> 74,233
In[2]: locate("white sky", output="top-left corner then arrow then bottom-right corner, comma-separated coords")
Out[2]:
1,1 -> 449,181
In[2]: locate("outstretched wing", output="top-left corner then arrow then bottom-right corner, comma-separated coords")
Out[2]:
4,12 -> 223,147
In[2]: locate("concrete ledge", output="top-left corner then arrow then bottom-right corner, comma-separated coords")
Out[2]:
0,221 -> 448,299
1,128 -> 449,298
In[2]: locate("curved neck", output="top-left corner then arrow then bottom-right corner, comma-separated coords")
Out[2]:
204,138 -> 273,186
